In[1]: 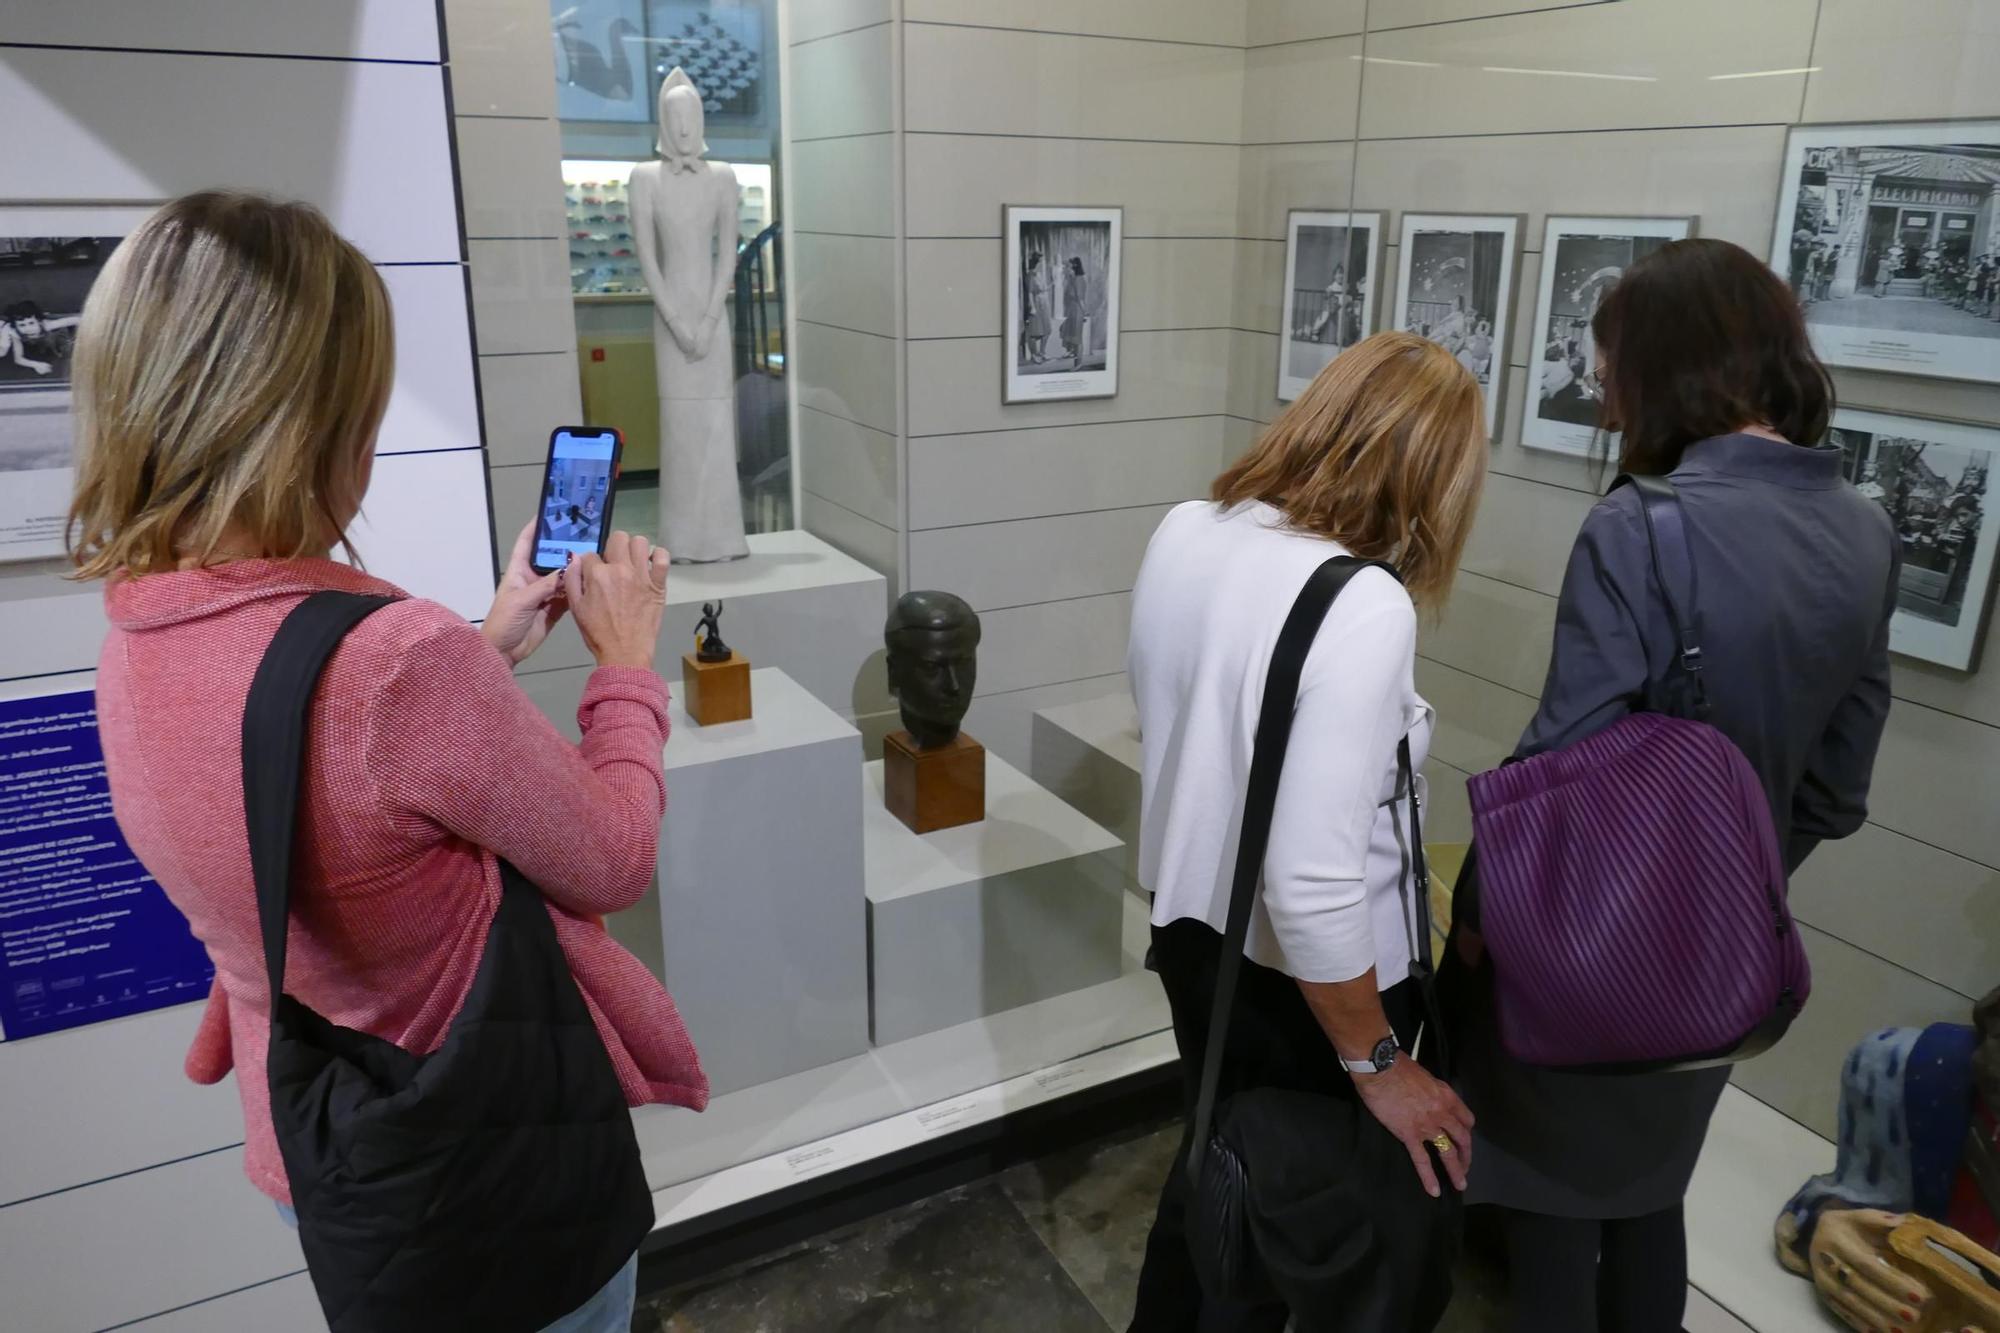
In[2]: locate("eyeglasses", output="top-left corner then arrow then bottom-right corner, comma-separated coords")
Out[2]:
1583,364 -> 1610,399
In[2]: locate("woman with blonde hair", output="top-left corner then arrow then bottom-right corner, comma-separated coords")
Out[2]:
1127,332 -> 1489,1331
71,191 -> 705,1331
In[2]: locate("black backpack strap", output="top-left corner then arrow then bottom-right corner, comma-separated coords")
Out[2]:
242,592 -> 398,1001
1186,556 -> 1429,1189
1614,473 -> 1711,720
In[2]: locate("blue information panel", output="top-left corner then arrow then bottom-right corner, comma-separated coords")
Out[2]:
0,689 -> 212,1041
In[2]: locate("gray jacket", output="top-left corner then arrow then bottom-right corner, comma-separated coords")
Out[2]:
1461,431 -> 1899,1218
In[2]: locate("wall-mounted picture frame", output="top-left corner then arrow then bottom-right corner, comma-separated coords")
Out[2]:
1522,213 -> 1696,457
1393,211 -> 1523,438
1827,406 -> 1996,671
0,205 -> 147,565
1003,204 -> 1122,404
1278,209 -> 1383,402
1773,120 -> 2000,386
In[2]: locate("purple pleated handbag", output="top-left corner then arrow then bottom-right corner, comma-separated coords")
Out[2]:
1467,475 -> 1811,1073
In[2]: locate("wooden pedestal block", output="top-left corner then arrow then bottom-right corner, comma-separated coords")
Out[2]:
883,730 -> 985,833
681,651 -> 752,725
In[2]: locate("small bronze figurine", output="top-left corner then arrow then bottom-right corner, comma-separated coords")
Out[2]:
694,600 -> 731,663
884,591 -> 981,749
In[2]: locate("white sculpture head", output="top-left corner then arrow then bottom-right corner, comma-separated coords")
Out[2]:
657,67 -> 708,168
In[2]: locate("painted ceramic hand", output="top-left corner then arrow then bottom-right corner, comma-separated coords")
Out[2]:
1810,1209 -> 1933,1333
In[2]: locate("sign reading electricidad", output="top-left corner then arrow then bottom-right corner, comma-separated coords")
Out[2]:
0,688 -> 211,1040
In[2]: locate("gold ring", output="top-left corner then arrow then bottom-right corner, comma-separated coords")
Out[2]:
1430,1133 -> 1455,1154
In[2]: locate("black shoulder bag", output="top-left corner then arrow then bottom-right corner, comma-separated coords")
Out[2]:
244,592 -> 653,1333
1183,557 -> 1460,1330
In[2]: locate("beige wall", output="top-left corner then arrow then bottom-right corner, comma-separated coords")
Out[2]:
789,0 -> 2000,1136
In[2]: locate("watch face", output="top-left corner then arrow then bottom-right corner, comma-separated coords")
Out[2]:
1371,1036 -> 1400,1073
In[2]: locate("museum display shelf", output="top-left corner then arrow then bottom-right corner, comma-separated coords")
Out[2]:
516,529 -> 890,722
1029,689 -> 1142,890
655,667 -> 869,1096
861,752 -> 1127,1045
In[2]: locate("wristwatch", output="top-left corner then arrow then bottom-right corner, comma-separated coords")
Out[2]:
1341,1035 -> 1400,1076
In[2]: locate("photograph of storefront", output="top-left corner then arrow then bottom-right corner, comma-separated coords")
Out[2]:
1774,122 -> 2000,383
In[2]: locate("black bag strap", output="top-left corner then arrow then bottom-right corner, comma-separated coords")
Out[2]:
1185,557 -> 1437,1189
242,591 -> 398,1000
1613,473 -> 1711,720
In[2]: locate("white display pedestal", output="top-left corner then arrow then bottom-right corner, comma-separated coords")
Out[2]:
1030,691 -> 1142,891
862,752 -> 1125,1045
657,667 -> 870,1096
518,529 -> 890,718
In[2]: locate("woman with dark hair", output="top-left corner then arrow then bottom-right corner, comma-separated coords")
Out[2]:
1451,238 -> 1899,1332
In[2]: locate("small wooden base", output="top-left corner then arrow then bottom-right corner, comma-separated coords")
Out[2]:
883,730 -> 985,833
681,651 -> 752,726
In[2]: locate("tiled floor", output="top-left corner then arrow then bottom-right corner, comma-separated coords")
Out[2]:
633,1115 -> 1511,1332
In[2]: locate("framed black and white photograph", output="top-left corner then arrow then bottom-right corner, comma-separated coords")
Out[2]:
1394,212 -> 1522,437
1828,407 -> 1996,671
0,210 -> 135,564
1773,121 -> 2000,385
1522,214 -> 1695,457
1278,210 -> 1382,402
1004,205 -> 1122,404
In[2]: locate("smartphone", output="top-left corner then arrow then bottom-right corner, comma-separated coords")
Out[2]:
532,426 -> 623,575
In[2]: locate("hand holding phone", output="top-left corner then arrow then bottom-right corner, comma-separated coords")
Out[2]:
482,521 -> 569,667
532,427 -> 623,575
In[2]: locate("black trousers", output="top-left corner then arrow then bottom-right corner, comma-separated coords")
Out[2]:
1498,1204 -> 1687,1333
1129,920 -> 1428,1333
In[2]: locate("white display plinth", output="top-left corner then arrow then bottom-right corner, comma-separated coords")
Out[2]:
1030,691 -> 1142,891
519,529 -> 890,718
658,668 -> 869,1095
862,752 -> 1125,1045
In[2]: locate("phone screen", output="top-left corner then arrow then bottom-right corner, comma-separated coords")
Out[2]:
532,427 -> 621,574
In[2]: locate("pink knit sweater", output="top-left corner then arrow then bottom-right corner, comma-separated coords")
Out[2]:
96,558 -> 708,1204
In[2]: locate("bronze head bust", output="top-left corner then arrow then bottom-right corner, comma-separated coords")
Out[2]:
885,591 -> 980,749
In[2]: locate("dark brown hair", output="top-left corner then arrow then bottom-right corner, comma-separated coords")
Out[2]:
1592,237 -> 1833,475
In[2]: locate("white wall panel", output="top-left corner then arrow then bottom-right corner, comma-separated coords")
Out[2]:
796,321 -> 899,435
1358,0 -> 1817,140
1790,822 -> 1998,1002
909,504 -> 1175,612
909,0 -> 1248,46
131,1273 -> 324,1333
442,0 -> 558,118
467,239 -> 575,354
377,265 -> 482,457
799,407 -> 899,529
908,417 -> 1227,529
1802,0 -> 2000,122
802,492 -> 900,581
0,586 -> 105,683
1245,0 -> 1367,46
794,233 -> 899,339
1414,656 -> 1538,774
904,25 -> 1243,143
0,1147 -> 303,1333
908,237 -> 1239,339
0,50 -> 458,263
346,450 -> 496,621
1460,472 -> 1596,597
908,330 -> 1232,437
479,350 -> 583,468
0,1003 -> 232,1208
1370,0 -> 1621,29
1236,142 -> 1360,241
790,22 -> 895,140
453,116 -> 566,239
1732,924 -> 1971,1138
791,134 -> 897,237
1242,36 -> 1362,145
1866,703 -> 2000,873
906,136 -> 1239,239
6,0 -> 440,61
791,0 -> 893,46
1351,126 -> 1786,252
978,592 -> 1133,695
1423,569 -> 1559,700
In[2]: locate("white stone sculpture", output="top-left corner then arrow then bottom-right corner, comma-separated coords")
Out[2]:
630,67 -> 750,563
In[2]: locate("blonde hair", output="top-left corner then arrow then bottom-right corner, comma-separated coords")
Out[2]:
67,191 -> 394,579
1213,331 -> 1487,607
